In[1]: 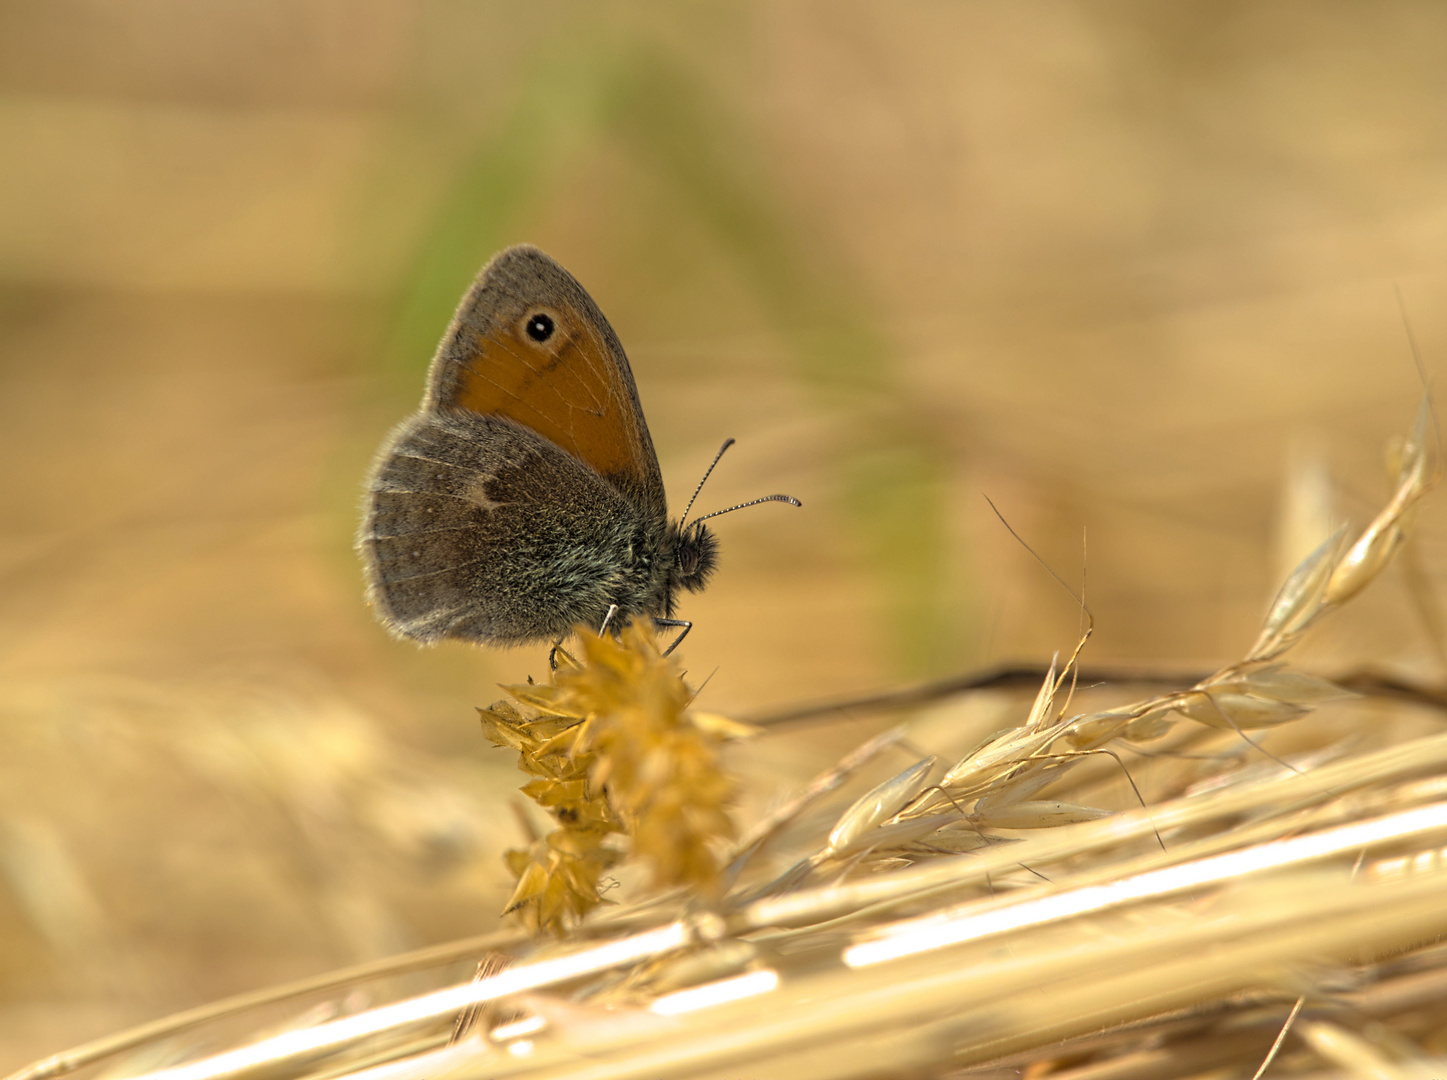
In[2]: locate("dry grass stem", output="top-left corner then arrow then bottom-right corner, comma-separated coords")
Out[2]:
13,399 -> 1447,1080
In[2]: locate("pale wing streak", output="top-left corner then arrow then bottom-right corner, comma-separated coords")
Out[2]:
370,524 -> 485,537
376,482 -> 508,506
401,604 -> 478,629
390,451 -> 491,472
382,556 -> 490,584
391,451 -> 494,471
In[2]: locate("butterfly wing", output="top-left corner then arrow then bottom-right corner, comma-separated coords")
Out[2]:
424,245 -> 666,517
358,246 -> 672,645
361,409 -> 657,644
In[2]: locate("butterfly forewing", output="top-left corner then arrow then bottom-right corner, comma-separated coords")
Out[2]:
427,246 -> 665,513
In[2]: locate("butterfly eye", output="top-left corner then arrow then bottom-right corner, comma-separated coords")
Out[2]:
524,313 -> 555,343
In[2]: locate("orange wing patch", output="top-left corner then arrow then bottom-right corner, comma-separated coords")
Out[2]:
448,304 -> 652,492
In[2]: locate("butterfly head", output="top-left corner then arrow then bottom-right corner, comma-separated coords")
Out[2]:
668,520 -> 718,595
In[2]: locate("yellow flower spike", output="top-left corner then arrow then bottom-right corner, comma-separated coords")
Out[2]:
533,724 -> 585,759
503,682 -> 572,713
477,711 -> 535,754
502,860 -> 550,914
520,778 -> 588,806
488,621 -> 738,934
503,848 -> 532,878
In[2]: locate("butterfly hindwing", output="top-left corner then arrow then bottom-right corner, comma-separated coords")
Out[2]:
362,410 -> 657,644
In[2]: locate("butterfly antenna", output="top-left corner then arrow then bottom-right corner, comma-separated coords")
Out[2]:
679,438 -> 736,532
689,493 -> 802,529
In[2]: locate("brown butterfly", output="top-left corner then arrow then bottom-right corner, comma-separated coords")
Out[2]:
358,245 -> 799,653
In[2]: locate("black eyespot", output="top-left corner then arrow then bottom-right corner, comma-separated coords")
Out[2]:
525,313 -> 555,342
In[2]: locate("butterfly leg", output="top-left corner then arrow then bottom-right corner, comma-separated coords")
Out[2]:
654,617 -> 692,656
550,604 -> 620,670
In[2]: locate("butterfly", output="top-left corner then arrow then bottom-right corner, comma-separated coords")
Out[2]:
358,245 -> 798,654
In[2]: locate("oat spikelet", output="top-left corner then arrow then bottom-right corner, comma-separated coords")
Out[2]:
794,400 -> 1435,877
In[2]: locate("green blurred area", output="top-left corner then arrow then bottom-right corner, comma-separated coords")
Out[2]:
376,34 -> 962,672
2,0 -> 1447,1065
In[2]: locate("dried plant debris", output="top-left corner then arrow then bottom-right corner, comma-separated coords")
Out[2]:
15,399 -> 1447,1080
746,399 -> 1434,892
481,623 -> 743,935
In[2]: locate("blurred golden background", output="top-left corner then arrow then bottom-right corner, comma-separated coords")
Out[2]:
3,1 -> 1447,1066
